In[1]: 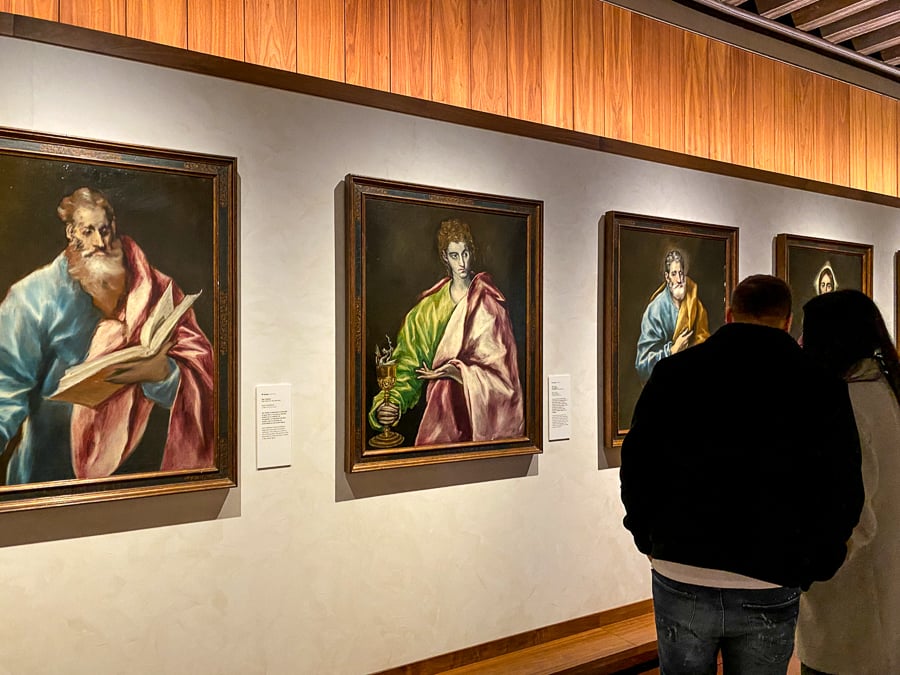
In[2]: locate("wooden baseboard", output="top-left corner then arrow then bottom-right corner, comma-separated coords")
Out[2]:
375,599 -> 654,674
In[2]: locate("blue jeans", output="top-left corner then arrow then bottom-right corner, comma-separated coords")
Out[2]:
652,570 -> 800,675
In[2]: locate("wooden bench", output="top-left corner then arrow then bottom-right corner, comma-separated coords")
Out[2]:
375,600 -> 658,675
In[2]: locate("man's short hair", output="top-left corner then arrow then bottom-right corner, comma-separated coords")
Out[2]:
664,250 -> 684,274
730,275 -> 792,321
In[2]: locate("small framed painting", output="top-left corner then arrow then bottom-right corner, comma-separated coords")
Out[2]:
774,234 -> 873,340
895,251 -> 900,342
603,212 -> 738,460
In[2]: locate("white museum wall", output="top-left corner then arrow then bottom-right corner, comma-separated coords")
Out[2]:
1,36 -> 899,674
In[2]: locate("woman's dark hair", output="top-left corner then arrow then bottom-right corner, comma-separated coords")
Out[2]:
802,289 -> 900,404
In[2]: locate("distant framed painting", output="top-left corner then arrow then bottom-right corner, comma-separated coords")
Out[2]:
0,127 -> 237,512
345,175 -> 543,472
775,234 -> 873,340
603,212 -> 738,458
895,251 -> 900,342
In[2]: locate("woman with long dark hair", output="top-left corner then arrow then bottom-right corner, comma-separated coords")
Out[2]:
797,289 -> 900,674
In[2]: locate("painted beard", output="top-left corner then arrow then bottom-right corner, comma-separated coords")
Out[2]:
66,238 -> 127,315
669,281 -> 686,302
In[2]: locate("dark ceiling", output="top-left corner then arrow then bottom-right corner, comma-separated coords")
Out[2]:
681,0 -> 900,78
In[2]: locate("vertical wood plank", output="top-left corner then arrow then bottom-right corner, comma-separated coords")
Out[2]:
813,75 -> 832,184
391,0 -> 431,99
831,80 -> 851,187
897,100 -> 900,198
603,2 -> 632,142
0,0 -> 57,19
541,0 -> 573,129
795,67 -> 815,180
886,97 -> 899,198
865,90 -> 883,193
707,39 -> 730,163
683,31 -> 709,159
126,0 -> 186,48
188,0 -> 243,61
60,0 -> 125,34
773,60 -> 796,177
346,0 -> 390,91
432,0 -> 469,107
245,0 -> 297,71
752,54 -> 775,173
657,20 -> 684,154
730,45 -> 753,168
507,0 -> 542,123
573,0 -> 603,135
849,85 -> 867,190
297,0 -> 344,80
631,13 -> 658,147
470,0 -> 507,116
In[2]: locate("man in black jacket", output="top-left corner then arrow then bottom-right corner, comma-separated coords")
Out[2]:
620,274 -> 863,675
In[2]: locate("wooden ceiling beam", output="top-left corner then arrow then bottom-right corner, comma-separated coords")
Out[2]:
852,21 -> 900,51
881,43 -> 900,61
819,0 -> 900,40
756,0 -> 818,20
794,0 -> 886,31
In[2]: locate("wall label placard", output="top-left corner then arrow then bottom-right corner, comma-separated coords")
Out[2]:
549,374 -> 571,442
256,383 -> 292,469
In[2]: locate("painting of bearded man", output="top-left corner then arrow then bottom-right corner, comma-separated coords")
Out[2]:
603,212 -> 737,461
635,249 -> 710,383
0,186 -> 215,485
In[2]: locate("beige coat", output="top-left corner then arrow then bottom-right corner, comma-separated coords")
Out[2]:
797,358 -> 900,674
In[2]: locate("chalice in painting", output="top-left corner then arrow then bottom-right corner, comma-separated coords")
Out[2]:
369,337 -> 404,449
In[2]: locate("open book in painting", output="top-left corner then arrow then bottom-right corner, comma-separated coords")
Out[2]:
49,283 -> 201,408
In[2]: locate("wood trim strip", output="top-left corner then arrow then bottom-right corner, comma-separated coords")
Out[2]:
3,12 -> 899,212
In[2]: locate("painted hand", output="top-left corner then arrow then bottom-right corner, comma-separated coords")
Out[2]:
106,340 -> 174,384
415,361 -> 462,384
671,329 -> 694,354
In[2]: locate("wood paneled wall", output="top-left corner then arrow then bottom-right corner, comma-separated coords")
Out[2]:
2,0 -> 898,197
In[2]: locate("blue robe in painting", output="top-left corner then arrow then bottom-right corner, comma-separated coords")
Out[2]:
0,253 -> 179,485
